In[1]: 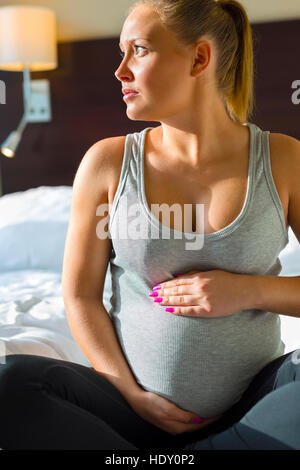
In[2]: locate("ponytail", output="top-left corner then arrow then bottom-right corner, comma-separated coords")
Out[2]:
217,0 -> 254,123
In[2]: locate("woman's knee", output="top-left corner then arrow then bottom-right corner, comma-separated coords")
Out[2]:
238,381 -> 300,449
273,349 -> 300,389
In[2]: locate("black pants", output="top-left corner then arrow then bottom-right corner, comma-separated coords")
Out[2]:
0,350 -> 299,450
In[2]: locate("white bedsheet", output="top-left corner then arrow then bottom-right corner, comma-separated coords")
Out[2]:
0,269 -> 91,366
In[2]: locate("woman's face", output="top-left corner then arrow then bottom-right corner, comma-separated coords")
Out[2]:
115,5 -> 201,122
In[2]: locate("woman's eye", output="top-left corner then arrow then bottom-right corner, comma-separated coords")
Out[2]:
134,45 -> 146,54
119,46 -> 146,59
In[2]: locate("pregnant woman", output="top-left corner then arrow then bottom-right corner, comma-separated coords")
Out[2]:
1,0 -> 300,450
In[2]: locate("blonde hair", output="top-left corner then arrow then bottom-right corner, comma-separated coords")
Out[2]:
126,0 -> 255,124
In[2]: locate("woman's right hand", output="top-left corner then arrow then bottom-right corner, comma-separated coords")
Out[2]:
128,390 -> 223,436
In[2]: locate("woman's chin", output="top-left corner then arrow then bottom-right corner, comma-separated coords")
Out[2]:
126,108 -> 160,122
126,109 -> 154,121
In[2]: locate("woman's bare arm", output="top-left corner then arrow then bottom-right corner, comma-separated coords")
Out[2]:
62,137 -> 144,403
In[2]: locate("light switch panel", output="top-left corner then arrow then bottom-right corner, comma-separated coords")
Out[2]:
25,79 -> 52,122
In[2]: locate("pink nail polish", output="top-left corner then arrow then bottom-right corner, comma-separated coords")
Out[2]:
165,307 -> 174,312
152,285 -> 161,290
154,297 -> 163,302
193,416 -> 204,423
149,291 -> 158,297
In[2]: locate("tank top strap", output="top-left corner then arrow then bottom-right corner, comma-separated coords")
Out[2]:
108,132 -> 135,235
260,127 -> 288,237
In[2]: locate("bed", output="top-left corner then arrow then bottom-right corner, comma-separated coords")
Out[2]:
0,185 -> 299,366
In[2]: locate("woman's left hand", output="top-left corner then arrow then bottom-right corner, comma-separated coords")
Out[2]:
150,270 -> 254,318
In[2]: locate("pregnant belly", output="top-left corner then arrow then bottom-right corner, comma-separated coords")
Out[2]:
114,306 -> 283,417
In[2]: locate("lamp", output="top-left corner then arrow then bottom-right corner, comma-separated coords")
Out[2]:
1,115 -> 27,158
0,5 -> 57,195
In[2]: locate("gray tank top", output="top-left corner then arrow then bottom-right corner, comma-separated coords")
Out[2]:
104,122 -> 288,417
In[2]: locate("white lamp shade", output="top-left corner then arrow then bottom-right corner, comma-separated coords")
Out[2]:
0,6 -> 57,71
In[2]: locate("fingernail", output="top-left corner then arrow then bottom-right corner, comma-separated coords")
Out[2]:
149,291 -> 158,297
152,285 -> 161,290
154,297 -> 163,302
173,274 -> 184,277
193,416 -> 205,423
165,307 -> 174,312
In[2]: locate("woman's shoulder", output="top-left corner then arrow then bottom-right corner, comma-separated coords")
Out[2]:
269,132 -> 300,149
89,135 -> 127,164
268,132 -> 300,221
84,135 -> 127,183
268,132 -> 300,175
88,135 -> 128,209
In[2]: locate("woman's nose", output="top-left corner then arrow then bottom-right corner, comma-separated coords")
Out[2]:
115,66 -> 132,82
115,65 -> 124,80
114,68 -> 122,80
115,56 -> 134,81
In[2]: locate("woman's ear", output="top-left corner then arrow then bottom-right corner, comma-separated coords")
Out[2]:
191,40 -> 211,77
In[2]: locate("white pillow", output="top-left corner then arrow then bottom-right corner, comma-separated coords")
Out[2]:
278,227 -> 300,354
278,227 -> 300,276
0,186 -> 72,272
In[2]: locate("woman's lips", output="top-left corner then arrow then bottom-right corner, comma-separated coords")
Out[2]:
123,92 -> 139,101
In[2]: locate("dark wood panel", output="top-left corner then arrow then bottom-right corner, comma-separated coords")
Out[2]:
0,19 -> 299,195
252,19 -> 300,134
